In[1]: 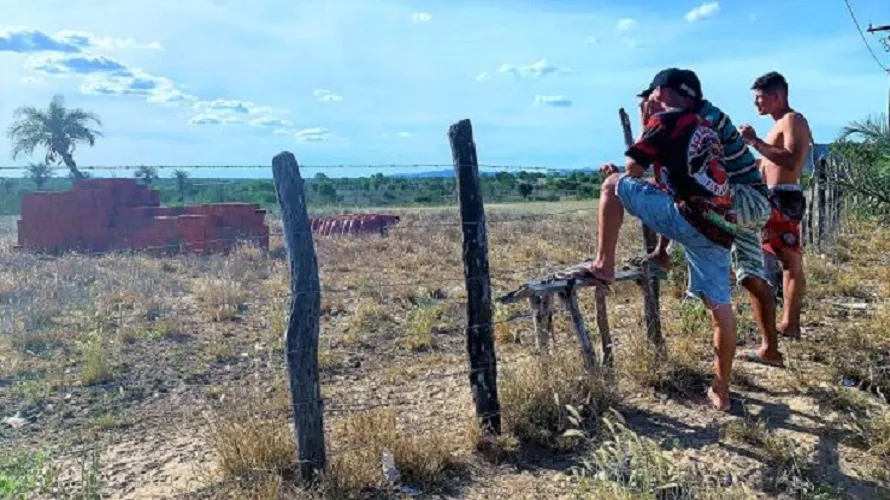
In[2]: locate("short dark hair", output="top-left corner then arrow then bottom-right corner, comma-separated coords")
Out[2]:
751,71 -> 788,94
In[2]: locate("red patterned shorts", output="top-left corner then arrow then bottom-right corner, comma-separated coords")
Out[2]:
761,187 -> 806,256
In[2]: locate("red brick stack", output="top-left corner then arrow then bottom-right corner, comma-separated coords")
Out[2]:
16,178 -> 270,255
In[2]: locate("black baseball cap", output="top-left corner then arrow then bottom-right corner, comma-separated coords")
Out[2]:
637,68 -> 703,101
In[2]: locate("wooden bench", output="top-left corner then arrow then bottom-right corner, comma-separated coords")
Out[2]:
497,260 -> 660,372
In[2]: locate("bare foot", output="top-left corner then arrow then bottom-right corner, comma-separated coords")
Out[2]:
646,250 -> 671,274
777,323 -> 802,340
738,346 -> 784,368
556,262 -> 614,286
707,386 -> 731,412
756,344 -> 783,364
586,261 -> 615,284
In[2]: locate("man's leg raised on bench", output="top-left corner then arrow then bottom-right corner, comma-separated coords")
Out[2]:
601,172 -> 737,411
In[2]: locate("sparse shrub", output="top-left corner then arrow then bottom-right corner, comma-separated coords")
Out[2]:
80,327 -> 113,386
205,411 -> 296,479
574,411 -> 755,499
325,409 -> 467,495
193,277 -> 248,321
347,300 -> 393,334
403,304 -> 442,351
499,350 -> 617,449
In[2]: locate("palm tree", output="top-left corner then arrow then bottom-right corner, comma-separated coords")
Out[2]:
173,169 -> 190,203
6,95 -> 103,181
839,112 -> 890,154
833,112 -> 890,213
27,163 -> 52,190
134,166 -> 159,186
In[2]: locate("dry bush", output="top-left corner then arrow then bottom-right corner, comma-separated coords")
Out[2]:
324,409 -> 470,495
79,327 -> 114,386
720,406 -> 835,498
402,303 -> 443,351
498,350 -> 618,450
574,411 -> 756,500
193,276 -> 248,321
205,410 -> 296,479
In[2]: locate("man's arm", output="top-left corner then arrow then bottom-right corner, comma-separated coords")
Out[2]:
624,114 -> 668,177
750,114 -> 809,171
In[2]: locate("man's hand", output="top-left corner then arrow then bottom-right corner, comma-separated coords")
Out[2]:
600,163 -> 621,177
739,124 -> 758,145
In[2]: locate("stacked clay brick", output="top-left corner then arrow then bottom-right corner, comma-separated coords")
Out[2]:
309,214 -> 400,236
16,178 -> 269,255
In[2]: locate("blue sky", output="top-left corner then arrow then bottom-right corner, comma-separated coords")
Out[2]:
1,0 -> 888,178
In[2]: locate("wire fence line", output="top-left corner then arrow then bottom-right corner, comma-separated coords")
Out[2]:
0,148 -> 623,495
0,162 -> 590,174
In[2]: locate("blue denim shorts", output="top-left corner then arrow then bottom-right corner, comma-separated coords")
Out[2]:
616,175 -> 732,306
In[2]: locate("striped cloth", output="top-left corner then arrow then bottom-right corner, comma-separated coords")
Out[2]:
696,99 -> 771,283
730,184 -> 771,283
698,100 -> 766,190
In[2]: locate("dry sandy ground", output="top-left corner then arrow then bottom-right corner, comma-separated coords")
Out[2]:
1,203 -> 888,499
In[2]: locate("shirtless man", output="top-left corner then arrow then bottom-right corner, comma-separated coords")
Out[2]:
739,71 -> 811,339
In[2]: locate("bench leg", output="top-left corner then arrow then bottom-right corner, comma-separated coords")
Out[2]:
594,286 -> 613,368
561,287 -> 598,372
530,294 -> 553,354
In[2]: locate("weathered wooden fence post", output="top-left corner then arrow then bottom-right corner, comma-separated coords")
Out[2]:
619,108 -> 664,352
272,151 -> 327,481
448,119 -> 502,436
816,156 -> 827,251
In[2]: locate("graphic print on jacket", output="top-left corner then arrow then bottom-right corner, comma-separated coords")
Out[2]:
625,109 -> 738,248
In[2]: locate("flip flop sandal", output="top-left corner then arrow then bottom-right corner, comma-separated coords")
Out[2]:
742,349 -> 785,368
626,256 -> 669,280
552,265 -> 613,289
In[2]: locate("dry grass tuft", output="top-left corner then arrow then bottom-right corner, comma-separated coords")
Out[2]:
79,326 -> 114,386
205,410 -> 296,479
574,410 -> 756,499
324,409 -> 469,495
499,350 -> 618,450
402,303 -> 443,351
193,276 -> 248,321
720,405 -> 835,498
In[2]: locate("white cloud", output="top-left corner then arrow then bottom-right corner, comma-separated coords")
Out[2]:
396,131 -> 412,138
21,75 -> 45,84
534,95 -> 573,107
616,18 -> 637,34
475,72 -> 491,82
499,59 -> 561,78
194,98 -> 255,114
294,127 -> 330,142
28,53 -> 132,76
250,117 -> 293,128
411,12 -> 432,24
685,2 -> 720,23
614,18 -> 639,48
54,30 -> 163,51
189,114 -> 222,126
0,26 -> 162,54
313,89 -> 342,102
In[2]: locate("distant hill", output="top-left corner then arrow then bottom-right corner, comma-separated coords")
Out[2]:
394,167 -> 598,179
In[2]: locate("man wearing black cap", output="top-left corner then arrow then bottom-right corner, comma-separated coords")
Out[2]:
564,68 -> 739,411
638,69 -> 785,371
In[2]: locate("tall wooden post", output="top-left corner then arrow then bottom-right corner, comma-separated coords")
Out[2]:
272,151 -> 327,480
816,156 -> 827,251
448,119 -> 502,436
619,108 -> 664,351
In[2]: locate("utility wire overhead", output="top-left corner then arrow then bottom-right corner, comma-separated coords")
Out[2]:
844,0 -> 890,73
